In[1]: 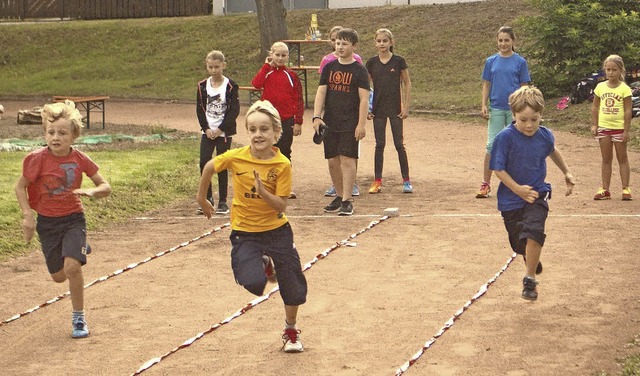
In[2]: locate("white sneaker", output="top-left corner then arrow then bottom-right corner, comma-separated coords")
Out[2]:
282,328 -> 304,353
72,316 -> 89,339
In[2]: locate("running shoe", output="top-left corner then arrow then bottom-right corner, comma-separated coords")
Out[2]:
622,187 -> 633,201
521,276 -> 539,301
282,328 -> 304,353
368,181 -> 382,194
476,182 -> 491,198
402,181 -> 413,193
72,316 -> 89,339
216,202 -> 230,215
352,184 -> 360,197
594,188 -> 611,200
338,200 -> 353,216
263,255 -> 277,283
324,196 -> 342,212
324,185 -> 337,197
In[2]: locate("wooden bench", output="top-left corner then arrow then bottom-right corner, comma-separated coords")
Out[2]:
238,86 -> 262,105
53,96 -> 109,129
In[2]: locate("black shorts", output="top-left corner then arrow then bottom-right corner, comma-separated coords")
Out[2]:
323,129 -> 360,159
229,222 -> 307,306
501,196 -> 549,255
36,212 -> 89,274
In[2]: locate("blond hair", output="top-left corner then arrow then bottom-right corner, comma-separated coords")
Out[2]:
329,26 -> 343,37
41,100 -> 83,137
270,41 -> 289,54
245,100 -> 282,142
204,50 -> 225,63
205,50 -> 225,62
603,54 -> 626,82
509,86 -> 545,114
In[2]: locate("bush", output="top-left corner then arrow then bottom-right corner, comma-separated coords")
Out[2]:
519,0 -> 640,97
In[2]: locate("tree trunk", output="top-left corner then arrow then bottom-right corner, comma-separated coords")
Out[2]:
255,0 -> 288,62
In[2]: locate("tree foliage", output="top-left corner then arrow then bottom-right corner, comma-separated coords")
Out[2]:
518,0 -> 640,96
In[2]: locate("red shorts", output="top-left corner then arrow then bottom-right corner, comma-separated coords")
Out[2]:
595,128 -> 624,142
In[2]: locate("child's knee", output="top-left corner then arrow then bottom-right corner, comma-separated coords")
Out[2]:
51,270 -> 67,283
63,258 -> 83,279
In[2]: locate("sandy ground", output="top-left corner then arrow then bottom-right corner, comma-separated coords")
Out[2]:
0,98 -> 639,376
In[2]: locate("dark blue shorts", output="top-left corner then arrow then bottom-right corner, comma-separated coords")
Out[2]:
36,212 -> 89,274
501,195 -> 549,255
229,222 -> 307,306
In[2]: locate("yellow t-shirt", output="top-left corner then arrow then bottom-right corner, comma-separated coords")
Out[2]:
594,81 -> 632,130
214,146 -> 291,232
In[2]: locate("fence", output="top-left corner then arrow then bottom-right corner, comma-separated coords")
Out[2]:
0,0 -> 211,20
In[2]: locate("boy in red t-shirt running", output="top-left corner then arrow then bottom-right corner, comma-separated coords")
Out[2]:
15,101 -> 112,338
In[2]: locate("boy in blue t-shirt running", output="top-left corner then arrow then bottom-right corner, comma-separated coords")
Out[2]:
490,86 -> 575,301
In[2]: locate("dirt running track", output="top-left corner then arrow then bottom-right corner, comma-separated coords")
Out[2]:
0,99 -> 639,376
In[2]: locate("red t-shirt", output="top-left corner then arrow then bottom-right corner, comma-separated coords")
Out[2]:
23,147 -> 99,217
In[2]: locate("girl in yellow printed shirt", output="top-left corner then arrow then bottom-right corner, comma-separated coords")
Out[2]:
591,54 -> 633,201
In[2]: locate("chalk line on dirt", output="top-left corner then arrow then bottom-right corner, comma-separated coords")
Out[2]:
135,214 -> 414,220
0,223 -> 230,327
132,215 -> 394,375
395,252 -> 518,375
434,213 -> 640,218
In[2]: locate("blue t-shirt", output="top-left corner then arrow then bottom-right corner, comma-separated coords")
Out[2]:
481,52 -> 531,111
489,123 -> 555,211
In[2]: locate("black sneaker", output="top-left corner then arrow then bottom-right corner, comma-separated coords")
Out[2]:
338,200 -> 353,216
522,276 -> 539,301
324,196 -> 342,212
216,202 -> 230,215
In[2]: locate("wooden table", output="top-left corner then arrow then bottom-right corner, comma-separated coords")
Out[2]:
53,96 -> 109,129
238,86 -> 262,105
288,66 -> 320,108
281,39 -> 330,67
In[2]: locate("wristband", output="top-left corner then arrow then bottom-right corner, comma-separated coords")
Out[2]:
312,116 -> 323,122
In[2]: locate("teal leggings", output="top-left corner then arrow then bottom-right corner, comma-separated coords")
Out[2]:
486,108 -> 512,153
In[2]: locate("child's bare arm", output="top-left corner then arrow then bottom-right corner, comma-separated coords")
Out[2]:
481,80 -> 490,119
312,85 -> 327,132
253,170 -> 287,213
355,87 -> 369,141
15,176 -> 35,243
74,172 -> 112,198
623,96 -> 632,142
549,147 -> 575,196
399,68 -> 412,119
494,170 -> 539,203
196,161 -> 217,218
591,96 -> 600,135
